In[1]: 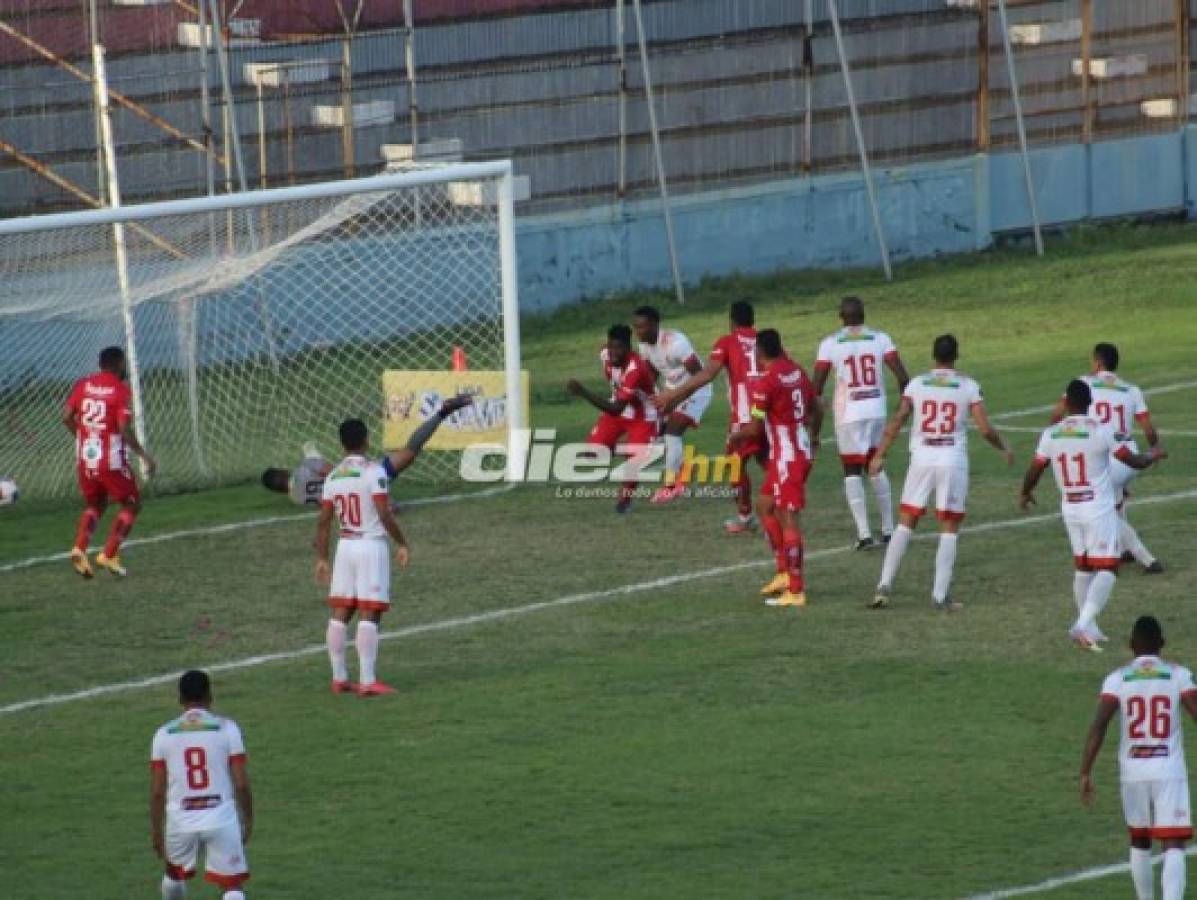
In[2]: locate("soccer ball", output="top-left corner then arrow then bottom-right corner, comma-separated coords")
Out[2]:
0,476 -> 19,507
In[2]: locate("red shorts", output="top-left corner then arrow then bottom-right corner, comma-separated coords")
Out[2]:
77,465 -> 139,506
761,456 -> 810,511
588,414 -> 656,451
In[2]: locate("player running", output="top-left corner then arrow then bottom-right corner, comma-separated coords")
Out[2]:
729,329 -> 820,608
632,305 -> 712,504
63,346 -> 157,578
1080,616 -> 1197,900
655,299 -> 766,534
1021,380 -> 1164,649
868,334 -> 1012,611
566,323 -> 659,513
150,670 -> 252,900
1050,343 -> 1166,574
812,296 -> 910,550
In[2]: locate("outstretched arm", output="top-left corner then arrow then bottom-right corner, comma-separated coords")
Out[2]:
656,359 -> 723,412
385,394 -> 474,478
970,403 -> 1014,466
566,379 -> 627,416
867,397 -> 912,477
1079,696 -> 1119,807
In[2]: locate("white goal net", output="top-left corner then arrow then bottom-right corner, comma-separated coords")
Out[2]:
0,162 -> 522,500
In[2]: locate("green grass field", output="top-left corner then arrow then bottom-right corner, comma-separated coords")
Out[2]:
2,225 -> 1197,898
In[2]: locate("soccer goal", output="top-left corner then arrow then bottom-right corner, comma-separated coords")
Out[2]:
0,162 -> 524,499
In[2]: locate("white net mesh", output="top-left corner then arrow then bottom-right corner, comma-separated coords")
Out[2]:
0,166 -> 512,499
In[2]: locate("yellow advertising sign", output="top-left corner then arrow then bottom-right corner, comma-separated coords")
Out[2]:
381,370 -> 529,450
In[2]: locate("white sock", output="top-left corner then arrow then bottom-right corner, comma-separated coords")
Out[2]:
1076,571 -> 1117,632
871,471 -> 894,535
932,533 -> 958,603
878,524 -> 913,590
356,620 -> 380,685
1131,847 -> 1155,900
161,875 -> 186,899
223,892 -> 246,900
1073,572 -> 1095,615
1163,847 -> 1186,900
326,619 -> 348,682
844,476 -> 871,540
1120,518 -> 1156,567
664,434 -> 684,484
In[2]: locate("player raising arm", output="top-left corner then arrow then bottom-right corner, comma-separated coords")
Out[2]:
1080,616 -> 1197,900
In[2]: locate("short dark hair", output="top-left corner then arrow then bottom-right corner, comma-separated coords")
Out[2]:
840,296 -> 865,324
178,669 -> 211,703
608,323 -> 632,345
756,328 -> 783,359
1065,379 -> 1092,414
933,334 -> 959,365
632,305 -> 660,323
98,346 -> 125,370
729,300 -> 755,327
1094,343 -> 1119,372
339,418 -> 369,451
1131,615 -> 1164,655
261,467 -> 289,493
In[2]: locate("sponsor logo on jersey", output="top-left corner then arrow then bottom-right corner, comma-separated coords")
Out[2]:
1090,375 -> 1129,392
181,795 -> 223,810
168,719 -> 222,734
836,332 -> 876,343
1124,661 -> 1172,681
922,375 -> 961,388
330,468 -> 362,480
1051,425 -> 1091,439
1130,745 -> 1170,759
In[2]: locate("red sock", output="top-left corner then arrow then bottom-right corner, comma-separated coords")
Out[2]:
783,528 -> 804,593
103,507 -> 137,557
74,507 -> 102,552
761,514 -> 785,572
735,470 -> 752,517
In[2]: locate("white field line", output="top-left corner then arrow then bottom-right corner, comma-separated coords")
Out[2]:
1001,425 -> 1197,437
966,845 -> 1197,899
987,378 -> 1197,423
2,485 -> 1194,718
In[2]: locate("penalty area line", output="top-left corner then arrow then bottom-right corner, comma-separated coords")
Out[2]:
1,486 -> 1194,718
966,845 -> 1197,899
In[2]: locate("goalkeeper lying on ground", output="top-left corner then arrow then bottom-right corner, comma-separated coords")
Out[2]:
261,394 -> 473,506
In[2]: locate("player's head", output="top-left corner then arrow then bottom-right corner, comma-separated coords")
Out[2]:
755,328 -> 784,368
1064,379 -> 1092,415
339,418 -> 369,454
261,467 -> 290,494
932,334 -> 958,366
1130,615 -> 1165,656
632,305 -> 661,344
729,299 -> 754,328
840,295 -> 865,326
98,346 -> 127,379
178,669 -> 212,707
607,323 -> 633,366
1093,342 -> 1119,373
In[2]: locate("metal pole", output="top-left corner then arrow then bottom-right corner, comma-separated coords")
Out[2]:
802,0 -> 813,174
631,0 -> 685,304
977,0 -> 990,151
196,0 -> 215,198
996,0 -> 1045,256
93,43 -> 150,476
1080,0 -> 1093,144
87,0 -> 106,204
615,0 -> 628,197
1177,0 -> 1190,127
403,0 -> 420,151
827,0 -> 892,281
207,0 -> 249,193
340,35 -> 356,178
497,167 -> 525,482
256,80 -> 268,188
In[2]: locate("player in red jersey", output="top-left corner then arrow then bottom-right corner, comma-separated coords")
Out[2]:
729,329 -> 821,608
566,324 -> 658,513
657,300 -> 767,534
62,346 -> 156,578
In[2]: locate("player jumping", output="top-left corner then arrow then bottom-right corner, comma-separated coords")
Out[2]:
868,334 -> 1012,611
1080,616 -> 1197,900
812,296 -> 909,550
566,324 -> 659,513
150,670 -> 253,900
729,329 -> 819,608
1050,343 -> 1166,574
63,346 -> 157,578
260,442 -> 332,506
1021,379 -> 1164,649
632,305 -> 712,504
656,299 -> 767,534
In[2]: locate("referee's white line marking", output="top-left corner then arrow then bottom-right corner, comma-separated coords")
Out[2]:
1,486 -> 1194,718
966,845 -> 1197,898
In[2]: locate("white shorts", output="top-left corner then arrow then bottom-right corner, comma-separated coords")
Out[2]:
835,417 -> 884,465
899,462 -> 968,522
329,537 -> 390,612
1065,513 -> 1121,569
165,817 -> 249,890
672,385 -> 711,428
1122,778 -> 1193,840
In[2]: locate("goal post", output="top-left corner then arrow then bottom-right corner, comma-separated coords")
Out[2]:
0,161 -> 525,499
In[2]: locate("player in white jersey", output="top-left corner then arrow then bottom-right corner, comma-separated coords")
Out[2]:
867,334 -> 1013,610
1050,343 -> 1166,574
261,442 -> 332,506
632,305 -> 712,504
812,296 -> 910,550
1021,380 -> 1164,649
150,670 -> 252,900
1081,616 -> 1197,900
